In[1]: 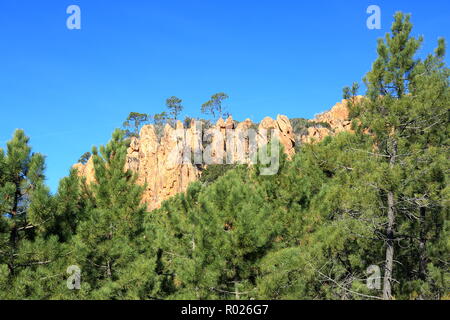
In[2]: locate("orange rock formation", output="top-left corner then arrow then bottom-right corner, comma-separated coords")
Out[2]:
75,115 -> 296,211
74,98 -> 356,210
300,96 -> 362,144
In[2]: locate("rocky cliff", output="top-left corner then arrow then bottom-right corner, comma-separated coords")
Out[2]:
299,96 -> 362,144
74,99 -> 354,210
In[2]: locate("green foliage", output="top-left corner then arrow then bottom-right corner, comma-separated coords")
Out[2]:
199,164 -> 237,185
152,111 -> 170,137
70,130 -> 152,298
201,92 -> 229,120
166,96 -> 183,121
77,152 -> 91,165
341,11 -> 449,300
153,111 -> 169,126
149,169 -> 276,299
123,112 -> 149,138
50,169 -> 85,242
0,130 -> 71,299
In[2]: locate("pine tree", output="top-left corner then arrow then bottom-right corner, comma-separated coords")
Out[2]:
257,11 -> 449,299
0,130 -> 74,299
77,152 -> 91,165
123,112 -> 149,138
256,133 -> 381,299
166,96 -> 183,121
152,168 -> 275,299
70,129 -> 152,298
343,12 -> 449,299
201,93 -> 229,120
49,169 -> 86,242
0,130 -> 55,274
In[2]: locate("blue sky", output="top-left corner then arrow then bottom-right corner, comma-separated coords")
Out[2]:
0,0 -> 449,192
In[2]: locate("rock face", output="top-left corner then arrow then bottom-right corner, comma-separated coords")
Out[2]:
74,99 -> 356,210
300,97 -> 362,144
123,122 -> 201,211
72,157 -> 96,185
260,115 -> 296,159
74,115 -> 296,211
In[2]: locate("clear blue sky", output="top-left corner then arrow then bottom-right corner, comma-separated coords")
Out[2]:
1,0 -> 449,192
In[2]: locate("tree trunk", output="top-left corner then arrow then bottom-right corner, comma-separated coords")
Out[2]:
8,181 -> 21,276
383,191 -> 395,300
383,139 -> 397,300
106,260 -> 112,279
418,207 -> 427,281
235,281 -> 240,300
11,180 -> 20,217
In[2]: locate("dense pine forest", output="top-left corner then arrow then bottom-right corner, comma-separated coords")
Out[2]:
0,13 -> 448,300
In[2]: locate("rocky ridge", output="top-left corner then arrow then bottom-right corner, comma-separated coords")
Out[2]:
299,96 -> 362,144
74,99 -> 355,210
